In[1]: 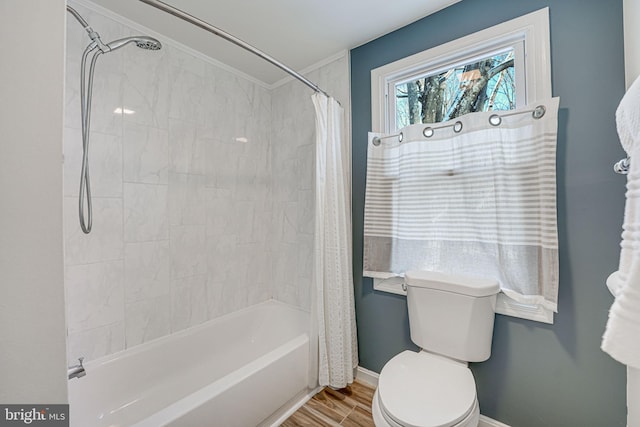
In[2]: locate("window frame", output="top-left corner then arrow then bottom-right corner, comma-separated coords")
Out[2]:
371,8 -> 552,133
369,8 -> 555,324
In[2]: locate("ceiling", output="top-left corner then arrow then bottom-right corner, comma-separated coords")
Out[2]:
89,0 -> 462,87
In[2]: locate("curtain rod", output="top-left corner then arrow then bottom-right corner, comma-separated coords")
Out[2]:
372,105 -> 547,146
138,0 -> 331,98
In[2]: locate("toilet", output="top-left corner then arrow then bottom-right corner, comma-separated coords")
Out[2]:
372,270 -> 500,427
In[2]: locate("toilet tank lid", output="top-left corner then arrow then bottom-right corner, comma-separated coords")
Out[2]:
404,271 -> 500,297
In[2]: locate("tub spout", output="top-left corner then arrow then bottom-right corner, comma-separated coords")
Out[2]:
68,357 -> 86,380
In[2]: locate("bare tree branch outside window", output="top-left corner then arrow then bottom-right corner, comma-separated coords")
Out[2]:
395,51 -> 515,129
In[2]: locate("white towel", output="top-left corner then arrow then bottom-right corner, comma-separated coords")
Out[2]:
602,76 -> 640,369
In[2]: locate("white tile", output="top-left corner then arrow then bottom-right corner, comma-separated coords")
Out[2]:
169,173 -> 206,226
206,233 -> 237,283
170,225 -> 206,279
123,46 -> 170,129
171,275 -> 208,332
65,260 -> 125,334
298,277 -> 312,312
168,119 -> 208,175
63,128 -> 123,198
221,281 -> 249,316
273,242 -> 299,302
63,127 -> 83,196
167,46 -> 205,77
278,202 -> 298,244
273,282 -> 301,308
233,200 -> 258,244
205,279 -> 225,320
64,130 -> 120,197
205,188 -> 234,237
247,281 -> 271,307
67,322 -> 125,365
205,139 -> 240,190
123,183 -> 169,242
124,241 -> 171,302
85,52 -> 124,136
297,234 -> 314,280
296,144 -> 315,191
123,122 -> 169,185
168,66 -> 204,123
64,197 -> 123,265
250,207 -> 272,245
65,26 -> 83,131
272,157 -> 298,202
65,55 -> 123,137
297,190 -> 315,236
235,151 -> 271,205
125,295 -> 171,348
234,242 -> 260,284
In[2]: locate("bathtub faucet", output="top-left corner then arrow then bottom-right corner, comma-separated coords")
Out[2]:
68,357 -> 86,380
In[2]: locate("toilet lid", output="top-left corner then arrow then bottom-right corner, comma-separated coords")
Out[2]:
378,351 -> 476,427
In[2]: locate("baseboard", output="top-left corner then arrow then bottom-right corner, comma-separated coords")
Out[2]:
479,415 -> 511,427
355,366 -> 379,387
356,366 -> 511,427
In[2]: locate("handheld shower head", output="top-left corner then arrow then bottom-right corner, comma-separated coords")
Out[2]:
106,36 -> 162,52
67,6 -> 162,234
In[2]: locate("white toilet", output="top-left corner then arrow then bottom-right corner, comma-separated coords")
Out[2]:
372,270 -> 500,427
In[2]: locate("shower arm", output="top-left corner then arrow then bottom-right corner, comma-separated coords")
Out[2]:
66,5 -> 89,28
67,5 -> 110,53
137,0 -> 333,99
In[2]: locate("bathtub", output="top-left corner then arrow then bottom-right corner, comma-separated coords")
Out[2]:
68,300 -> 312,427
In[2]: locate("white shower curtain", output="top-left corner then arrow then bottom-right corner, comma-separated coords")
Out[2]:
311,93 -> 358,388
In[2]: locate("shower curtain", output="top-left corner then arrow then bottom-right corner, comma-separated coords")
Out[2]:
311,93 -> 358,388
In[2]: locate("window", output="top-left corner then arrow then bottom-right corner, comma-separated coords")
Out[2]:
372,8 -> 551,134
394,48 -> 517,129
369,9 -> 554,323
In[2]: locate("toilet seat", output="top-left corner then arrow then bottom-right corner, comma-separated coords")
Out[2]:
376,351 -> 478,427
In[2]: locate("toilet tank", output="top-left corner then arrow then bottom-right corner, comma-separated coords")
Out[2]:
405,270 -> 500,362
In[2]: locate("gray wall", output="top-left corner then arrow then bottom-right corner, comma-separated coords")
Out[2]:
0,0 -> 68,403
351,0 -> 628,425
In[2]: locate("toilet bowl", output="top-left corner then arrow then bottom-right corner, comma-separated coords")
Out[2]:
372,351 -> 479,427
372,271 -> 499,427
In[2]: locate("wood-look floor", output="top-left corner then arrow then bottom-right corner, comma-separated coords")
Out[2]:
282,380 -> 376,427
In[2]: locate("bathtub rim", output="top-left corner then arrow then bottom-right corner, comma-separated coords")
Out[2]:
73,298 -> 310,372
130,333 -> 311,427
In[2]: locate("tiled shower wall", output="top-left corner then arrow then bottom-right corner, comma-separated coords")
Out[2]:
64,3 -> 273,362
270,56 -> 351,311
64,2 -> 350,363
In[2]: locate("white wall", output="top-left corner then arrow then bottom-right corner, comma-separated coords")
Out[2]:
0,1 -> 68,403
624,0 -> 640,87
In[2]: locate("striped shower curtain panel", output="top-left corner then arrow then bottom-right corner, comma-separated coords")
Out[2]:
363,98 -> 560,311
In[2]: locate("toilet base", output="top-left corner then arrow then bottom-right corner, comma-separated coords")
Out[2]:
372,389 -> 480,427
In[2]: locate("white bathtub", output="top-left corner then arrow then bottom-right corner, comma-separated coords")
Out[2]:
68,300 -> 311,427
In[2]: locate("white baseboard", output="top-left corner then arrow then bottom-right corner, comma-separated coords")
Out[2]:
356,366 -> 511,427
356,365 -> 379,387
479,415 -> 511,427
